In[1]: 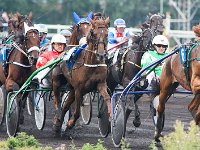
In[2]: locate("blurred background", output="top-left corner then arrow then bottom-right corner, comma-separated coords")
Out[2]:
0,0 -> 200,46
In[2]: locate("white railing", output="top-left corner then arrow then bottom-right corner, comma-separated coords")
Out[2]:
44,24 -> 195,39
45,24 -> 72,38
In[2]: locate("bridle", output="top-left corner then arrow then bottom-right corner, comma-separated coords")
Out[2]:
87,24 -> 108,61
8,17 -> 40,67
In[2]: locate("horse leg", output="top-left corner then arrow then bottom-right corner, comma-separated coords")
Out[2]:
67,89 -> 82,129
60,90 -> 76,129
155,82 -> 178,142
97,82 -> 111,118
188,94 -> 200,122
52,75 -> 63,133
195,106 -> 200,125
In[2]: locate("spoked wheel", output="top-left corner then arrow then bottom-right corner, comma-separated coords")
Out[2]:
98,93 -> 110,138
0,85 -> 7,125
34,90 -> 46,130
26,91 -> 34,116
150,95 -> 165,130
80,92 -> 92,125
111,97 -> 126,148
6,92 -> 20,137
61,91 -> 70,132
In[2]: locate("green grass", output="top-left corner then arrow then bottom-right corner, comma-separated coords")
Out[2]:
150,120 -> 200,150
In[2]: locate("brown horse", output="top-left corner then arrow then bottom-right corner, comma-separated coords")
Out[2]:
5,12 -> 40,92
52,17 -> 110,132
107,13 -> 164,127
155,39 -> 200,141
68,12 -> 92,46
4,12 -> 40,128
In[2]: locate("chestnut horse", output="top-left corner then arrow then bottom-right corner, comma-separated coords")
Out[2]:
52,17 -> 110,132
68,12 -> 92,45
107,13 -> 164,127
155,41 -> 200,141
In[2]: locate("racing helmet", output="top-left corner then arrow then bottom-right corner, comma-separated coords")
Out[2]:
60,29 -> 72,37
51,34 -> 66,44
35,24 -> 48,34
152,35 -> 169,46
114,18 -> 126,28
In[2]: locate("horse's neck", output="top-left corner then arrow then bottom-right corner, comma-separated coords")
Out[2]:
84,44 -> 99,64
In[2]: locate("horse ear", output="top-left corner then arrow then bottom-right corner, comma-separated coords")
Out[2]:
73,12 -> 80,26
87,11 -> 93,21
28,12 -> 33,21
2,12 -> 9,23
105,17 -> 110,25
16,12 -> 21,22
24,22 -> 29,35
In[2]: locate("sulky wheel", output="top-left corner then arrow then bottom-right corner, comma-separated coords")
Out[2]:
98,94 -> 110,138
80,92 -> 92,125
34,90 -> 46,130
61,91 -> 71,132
150,95 -> 165,130
26,91 -> 34,116
111,99 -> 126,148
0,85 -> 7,125
6,92 -> 20,137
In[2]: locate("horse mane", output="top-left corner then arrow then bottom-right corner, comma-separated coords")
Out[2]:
193,23 -> 200,37
68,24 -> 79,45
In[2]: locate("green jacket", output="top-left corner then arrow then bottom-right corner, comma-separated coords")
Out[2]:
141,50 -> 168,76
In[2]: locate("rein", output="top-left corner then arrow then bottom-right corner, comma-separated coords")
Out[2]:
187,42 -> 200,66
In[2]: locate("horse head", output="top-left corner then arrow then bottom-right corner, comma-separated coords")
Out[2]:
69,12 -> 92,45
8,12 -> 40,65
88,17 -> 109,61
149,14 -> 164,35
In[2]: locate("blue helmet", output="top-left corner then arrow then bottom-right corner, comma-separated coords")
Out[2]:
114,18 -> 126,28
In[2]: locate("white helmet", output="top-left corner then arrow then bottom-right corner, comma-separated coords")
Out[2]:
60,29 -> 72,37
34,24 -> 48,33
114,18 -> 126,28
51,34 -> 66,44
152,35 -> 169,46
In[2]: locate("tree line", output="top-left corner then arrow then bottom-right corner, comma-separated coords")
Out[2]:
1,0 -> 199,29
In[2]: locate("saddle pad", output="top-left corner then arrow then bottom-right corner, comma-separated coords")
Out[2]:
66,43 -> 87,70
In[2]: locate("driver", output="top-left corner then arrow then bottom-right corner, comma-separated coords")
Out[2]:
141,35 -> 169,94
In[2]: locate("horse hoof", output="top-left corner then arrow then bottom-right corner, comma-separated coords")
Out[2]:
53,124 -> 61,134
154,136 -> 161,143
53,118 -> 61,133
133,118 -> 141,127
67,120 -> 75,129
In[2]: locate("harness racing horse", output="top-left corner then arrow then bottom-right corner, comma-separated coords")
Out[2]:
107,13 -> 164,128
52,17 -> 110,133
4,12 -> 40,135
68,12 -> 92,45
155,37 -> 200,141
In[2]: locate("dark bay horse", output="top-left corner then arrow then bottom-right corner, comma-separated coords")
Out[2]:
52,17 -> 110,132
107,13 -> 164,127
155,42 -> 200,141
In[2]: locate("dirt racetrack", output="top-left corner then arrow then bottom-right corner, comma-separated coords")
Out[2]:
0,91 -> 194,150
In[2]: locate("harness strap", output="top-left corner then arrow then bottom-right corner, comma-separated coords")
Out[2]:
84,63 -> 107,67
12,42 -> 28,57
184,42 -> 200,84
127,61 -> 141,69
